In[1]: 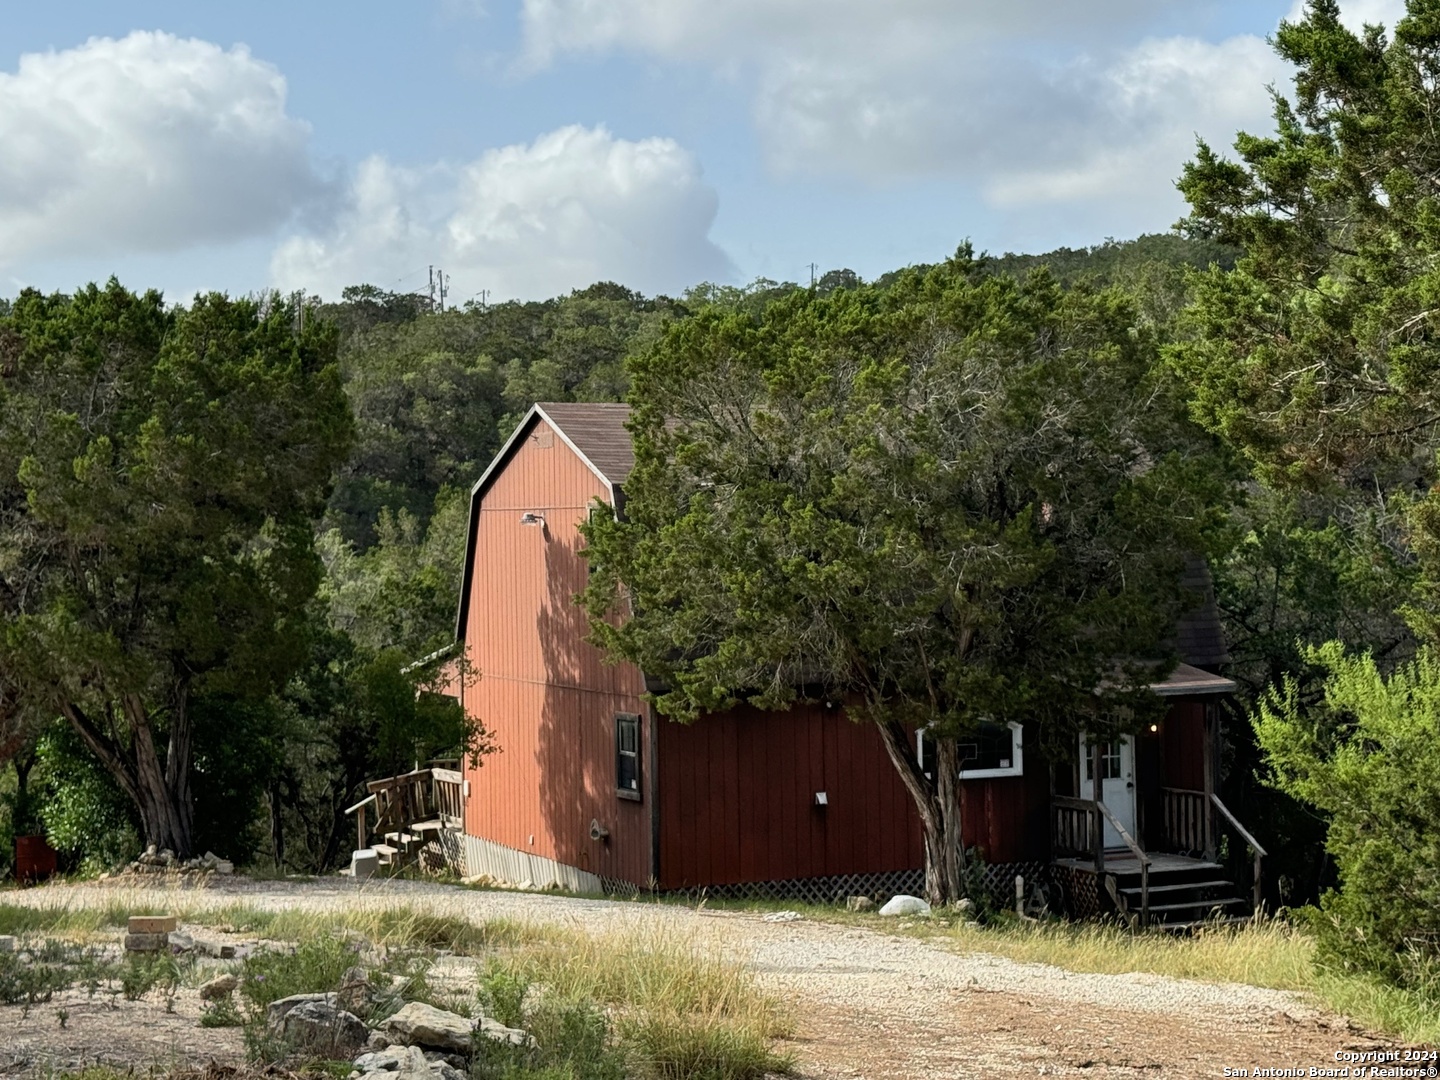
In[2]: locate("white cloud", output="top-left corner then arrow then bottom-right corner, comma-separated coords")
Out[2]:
271,125 -> 733,300
516,0 -> 1377,236
0,31 -> 324,267
1286,0 -> 1405,29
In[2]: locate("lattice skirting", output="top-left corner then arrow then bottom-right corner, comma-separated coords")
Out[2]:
647,868 -> 927,907
1054,865 -> 1103,918
615,861 -> 1054,911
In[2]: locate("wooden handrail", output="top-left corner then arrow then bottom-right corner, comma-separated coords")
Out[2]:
367,767 -> 434,793
344,793 -> 377,815
1052,795 -> 1097,812
1210,794 -> 1268,857
431,768 -> 462,785
1212,793 -> 1266,916
1095,799 -> 1150,927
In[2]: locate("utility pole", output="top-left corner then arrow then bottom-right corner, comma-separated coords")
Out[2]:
476,289 -> 490,312
428,266 -> 435,312
808,262 -> 818,290
437,270 -> 449,313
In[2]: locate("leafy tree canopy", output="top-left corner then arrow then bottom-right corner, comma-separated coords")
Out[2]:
1175,0 -> 1440,632
581,250 -> 1232,903
0,282 -> 353,856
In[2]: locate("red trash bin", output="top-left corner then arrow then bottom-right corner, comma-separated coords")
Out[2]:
15,834 -> 57,884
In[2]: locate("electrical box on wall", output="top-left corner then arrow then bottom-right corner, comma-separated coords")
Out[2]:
814,791 -> 828,806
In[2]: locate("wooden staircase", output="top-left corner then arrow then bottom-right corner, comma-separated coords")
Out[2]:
1105,857 -> 1252,931
346,766 -> 464,873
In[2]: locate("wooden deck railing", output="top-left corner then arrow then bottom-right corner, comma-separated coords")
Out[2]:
1052,796 -> 1098,858
346,766 -> 465,855
1161,787 -> 1208,854
1051,796 -> 1151,925
1159,786 -> 1268,912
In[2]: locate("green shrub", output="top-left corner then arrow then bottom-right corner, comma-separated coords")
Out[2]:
1255,644 -> 1440,990
199,996 -> 245,1028
238,934 -> 355,1010
471,998 -> 625,1080
477,960 -> 531,1029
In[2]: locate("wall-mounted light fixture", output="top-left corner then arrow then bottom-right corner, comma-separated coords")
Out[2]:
814,791 -> 828,807
1149,723 -> 1160,733
519,512 -> 545,526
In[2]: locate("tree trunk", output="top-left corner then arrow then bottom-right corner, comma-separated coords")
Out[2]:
62,695 -> 196,858
268,780 -> 286,871
875,719 -> 968,907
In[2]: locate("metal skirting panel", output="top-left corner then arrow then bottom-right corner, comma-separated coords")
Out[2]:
459,833 -> 604,894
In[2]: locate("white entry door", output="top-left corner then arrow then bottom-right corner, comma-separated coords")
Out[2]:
1079,734 -> 1137,849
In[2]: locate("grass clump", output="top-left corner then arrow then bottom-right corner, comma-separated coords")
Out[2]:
477,925 -> 793,1080
238,934 -> 356,1011
942,913 -> 1314,989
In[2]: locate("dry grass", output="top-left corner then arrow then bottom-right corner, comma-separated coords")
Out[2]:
487,923 -> 796,1078
943,915 -> 1315,989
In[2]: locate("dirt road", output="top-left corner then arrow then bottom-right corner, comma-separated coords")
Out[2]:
1,877 -> 1401,1079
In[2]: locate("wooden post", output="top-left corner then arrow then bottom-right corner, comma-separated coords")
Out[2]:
1253,850 -> 1263,916
1091,737 -> 1105,872
1140,861 -> 1149,928
1202,704 -> 1216,862
356,804 -> 366,852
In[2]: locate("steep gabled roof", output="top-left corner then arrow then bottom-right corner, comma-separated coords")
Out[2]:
455,402 -> 632,641
534,402 -> 634,487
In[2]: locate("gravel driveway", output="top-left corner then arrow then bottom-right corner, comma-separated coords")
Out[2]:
1,876 -> 1400,1079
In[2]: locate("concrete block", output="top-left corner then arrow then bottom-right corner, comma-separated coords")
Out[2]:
351,848 -> 379,881
0,935 -> 15,953
124,931 -> 169,953
128,914 -> 177,934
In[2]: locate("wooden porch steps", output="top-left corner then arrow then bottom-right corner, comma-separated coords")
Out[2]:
1108,860 -> 1253,928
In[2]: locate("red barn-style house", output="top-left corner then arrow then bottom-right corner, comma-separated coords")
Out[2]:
435,402 -> 1263,925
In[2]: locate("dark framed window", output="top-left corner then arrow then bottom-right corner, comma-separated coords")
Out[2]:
616,713 -> 641,799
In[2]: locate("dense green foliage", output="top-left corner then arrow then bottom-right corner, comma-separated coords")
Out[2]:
1174,0 -> 1440,977
0,283 -> 353,857
580,250 -> 1230,903
1256,644 -> 1440,989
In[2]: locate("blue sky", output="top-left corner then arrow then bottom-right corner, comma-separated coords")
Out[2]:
0,0 -> 1405,302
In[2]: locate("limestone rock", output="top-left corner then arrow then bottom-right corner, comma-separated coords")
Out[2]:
198,974 -> 238,1001
279,999 -> 367,1056
363,1030 -> 391,1051
846,896 -> 875,912
877,894 -> 931,917
123,932 -> 168,953
338,965 -> 374,1014
266,991 -> 337,1028
0,935 -> 15,953
380,1002 -> 475,1053
477,1017 -> 533,1048
168,930 -> 194,952
761,910 -> 802,923
354,1045 -> 427,1073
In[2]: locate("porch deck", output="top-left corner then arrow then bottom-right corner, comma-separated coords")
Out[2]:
1053,852 -> 1222,876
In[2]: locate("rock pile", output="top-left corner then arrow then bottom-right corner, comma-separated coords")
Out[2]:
260,978 -> 534,1079
113,845 -> 234,877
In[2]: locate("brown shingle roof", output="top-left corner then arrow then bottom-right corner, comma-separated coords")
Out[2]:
536,402 -> 634,486
1173,555 -> 1229,669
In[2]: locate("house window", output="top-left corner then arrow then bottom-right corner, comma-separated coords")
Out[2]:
916,722 -> 1024,780
1081,740 -> 1123,782
616,714 -> 641,799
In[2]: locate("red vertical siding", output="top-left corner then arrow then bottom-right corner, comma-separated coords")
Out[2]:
1161,701 -> 1206,790
460,419 -> 651,886
656,703 -> 926,889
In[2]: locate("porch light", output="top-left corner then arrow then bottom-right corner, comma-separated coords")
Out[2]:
1149,723 -> 1159,733
519,512 -> 545,525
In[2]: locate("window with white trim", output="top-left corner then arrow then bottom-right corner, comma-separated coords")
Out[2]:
917,721 -> 1024,779
615,713 -> 641,799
